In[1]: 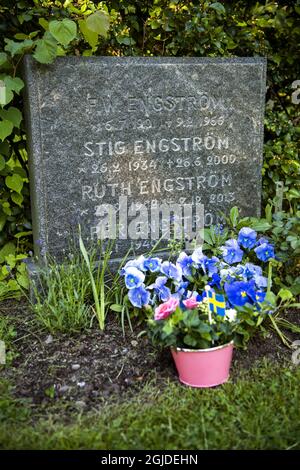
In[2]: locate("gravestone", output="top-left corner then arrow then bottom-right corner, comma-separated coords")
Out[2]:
23,56 -> 267,261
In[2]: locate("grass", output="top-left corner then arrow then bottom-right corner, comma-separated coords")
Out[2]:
29,240 -> 132,334
1,359 -> 300,450
0,315 -> 17,364
31,254 -> 93,334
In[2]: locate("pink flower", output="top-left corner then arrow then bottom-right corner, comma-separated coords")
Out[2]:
182,297 -> 200,310
154,297 -> 179,321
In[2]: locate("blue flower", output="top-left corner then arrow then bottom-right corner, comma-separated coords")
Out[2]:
208,273 -> 221,290
203,256 -> 219,276
254,243 -> 275,262
242,263 -> 262,280
128,284 -> 150,308
255,290 -> 266,303
196,291 -> 207,302
221,239 -> 244,264
148,276 -> 171,302
195,254 -> 219,276
143,257 -> 161,272
176,252 -> 194,277
175,281 -> 189,298
237,227 -> 257,249
214,224 -> 224,236
225,280 -> 256,307
120,256 -> 146,275
124,267 -> 145,289
160,261 -> 182,282
191,247 -> 204,264
253,274 -> 268,289
256,237 -> 270,246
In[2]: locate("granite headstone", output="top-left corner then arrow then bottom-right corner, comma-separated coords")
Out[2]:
23,56 -> 267,261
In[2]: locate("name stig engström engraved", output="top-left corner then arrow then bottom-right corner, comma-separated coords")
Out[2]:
83,135 -> 229,157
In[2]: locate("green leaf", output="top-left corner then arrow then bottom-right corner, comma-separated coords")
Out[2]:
5,174 -> 23,194
287,189 -> 300,200
209,2 -> 226,15
0,242 -> 15,264
0,107 -> 22,128
183,310 -> 200,327
4,38 -> 33,57
0,154 -> 5,170
79,19 -> 99,49
162,322 -> 173,336
39,18 -> 49,31
116,36 -> 136,45
49,19 -> 77,47
230,206 -> 239,228
278,288 -> 293,301
16,265 -> 29,289
14,231 -> 32,239
265,204 -> 272,224
265,291 -> 277,307
0,214 -> 6,232
3,76 -> 24,94
33,34 -> 58,64
0,119 -> 13,141
86,11 -> 110,37
0,53 -> 8,67
11,191 -> 24,206
110,304 -> 123,313
249,219 -> 272,232
204,228 -> 214,245
183,334 -> 197,347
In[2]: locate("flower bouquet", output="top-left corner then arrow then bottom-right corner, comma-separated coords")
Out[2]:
121,227 -> 276,387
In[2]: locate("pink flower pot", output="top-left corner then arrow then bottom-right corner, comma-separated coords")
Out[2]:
171,341 -> 234,388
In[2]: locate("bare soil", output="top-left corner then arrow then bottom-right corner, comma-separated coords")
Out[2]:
0,300 -> 299,412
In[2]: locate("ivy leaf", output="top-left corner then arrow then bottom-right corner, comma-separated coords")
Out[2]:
0,53 -> 8,67
0,119 -> 13,141
209,2 -> 226,15
11,192 -> 24,207
3,76 -> 24,94
79,19 -> 99,49
34,34 -> 58,64
116,36 -> 136,45
86,11 -> 110,38
0,107 -> 22,128
4,38 -> 33,57
49,19 -> 77,47
0,154 -> 5,170
0,242 -> 15,264
0,86 -> 13,107
5,174 -> 23,194
0,214 -> 6,232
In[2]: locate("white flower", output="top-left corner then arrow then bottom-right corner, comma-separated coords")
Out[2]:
225,308 -> 237,322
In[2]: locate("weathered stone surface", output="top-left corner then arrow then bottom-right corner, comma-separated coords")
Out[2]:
23,56 -> 266,260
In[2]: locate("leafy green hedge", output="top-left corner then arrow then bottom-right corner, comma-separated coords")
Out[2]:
0,0 -> 299,296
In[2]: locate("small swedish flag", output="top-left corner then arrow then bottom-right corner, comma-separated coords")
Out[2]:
207,289 -> 226,316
